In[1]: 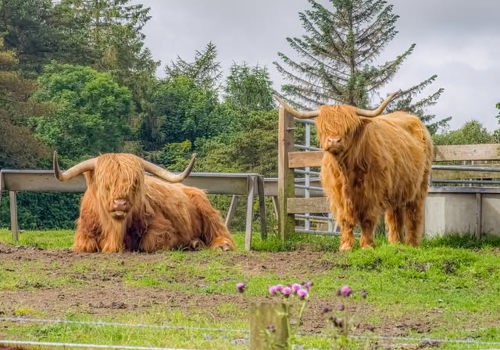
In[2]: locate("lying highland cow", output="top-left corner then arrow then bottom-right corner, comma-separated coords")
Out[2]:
275,92 -> 433,250
53,152 -> 235,252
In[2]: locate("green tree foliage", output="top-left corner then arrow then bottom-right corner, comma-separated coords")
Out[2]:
433,120 -> 496,145
195,64 -> 278,176
0,192 -> 80,229
57,0 -> 159,111
141,44 -> 224,152
494,103 -> 500,142
30,63 -> 133,161
165,42 -> 222,90
224,63 -> 275,113
143,75 -> 221,152
274,0 -> 447,132
0,0 -> 62,75
0,37 -> 51,168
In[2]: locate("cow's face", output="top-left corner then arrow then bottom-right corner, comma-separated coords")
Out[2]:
323,133 -> 346,155
316,107 -> 359,156
94,154 -> 145,220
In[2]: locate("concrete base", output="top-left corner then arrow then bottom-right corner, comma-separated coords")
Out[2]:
425,187 -> 500,237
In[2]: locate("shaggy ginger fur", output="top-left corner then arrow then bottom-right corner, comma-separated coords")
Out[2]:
66,153 -> 235,252
317,105 -> 433,250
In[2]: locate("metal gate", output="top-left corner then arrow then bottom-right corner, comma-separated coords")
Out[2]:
293,118 -> 337,234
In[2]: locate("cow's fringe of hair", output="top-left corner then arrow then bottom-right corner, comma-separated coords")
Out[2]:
316,105 -> 362,149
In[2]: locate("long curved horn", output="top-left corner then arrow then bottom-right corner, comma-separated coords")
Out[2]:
53,151 -> 97,182
142,153 -> 196,183
355,90 -> 400,117
274,95 -> 320,119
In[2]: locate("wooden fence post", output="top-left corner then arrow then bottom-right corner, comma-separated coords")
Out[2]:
9,191 -> 19,241
278,107 -> 296,241
250,302 -> 290,350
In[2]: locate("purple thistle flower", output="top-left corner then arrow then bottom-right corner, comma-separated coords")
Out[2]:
291,283 -> 302,293
282,286 -> 292,298
338,285 -> 352,297
236,282 -> 246,293
275,284 -> 283,292
297,288 -> 309,300
304,281 -> 313,289
269,285 -> 278,296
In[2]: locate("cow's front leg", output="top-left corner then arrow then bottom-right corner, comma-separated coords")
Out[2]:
338,209 -> 356,251
73,221 -> 100,253
98,220 -> 126,253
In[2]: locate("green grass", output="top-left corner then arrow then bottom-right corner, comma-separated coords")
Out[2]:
0,228 -> 499,349
0,228 -> 74,249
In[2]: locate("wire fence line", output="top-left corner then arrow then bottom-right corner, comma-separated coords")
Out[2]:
0,316 -> 247,333
0,340 -> 196,350
2,316 -> 500,349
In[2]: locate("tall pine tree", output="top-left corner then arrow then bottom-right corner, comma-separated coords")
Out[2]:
165,42 -> 222,91
274,0 -> 448,132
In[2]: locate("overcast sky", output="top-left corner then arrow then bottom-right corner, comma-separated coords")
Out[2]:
138,0 -> 500,132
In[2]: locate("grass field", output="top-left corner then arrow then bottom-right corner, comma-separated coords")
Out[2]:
0,228 -> 499,349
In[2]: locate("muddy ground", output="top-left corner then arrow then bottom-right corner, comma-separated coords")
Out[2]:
0,243 -> 485,349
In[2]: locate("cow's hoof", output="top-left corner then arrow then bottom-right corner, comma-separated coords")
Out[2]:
190,239 -> 205,251
213,241 -> 235,251
218,243 -> 232,251
338,242 -> 354,251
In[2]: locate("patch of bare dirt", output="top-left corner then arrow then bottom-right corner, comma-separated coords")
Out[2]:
0,243 -> 484,349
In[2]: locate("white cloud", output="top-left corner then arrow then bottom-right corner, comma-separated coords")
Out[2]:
138,0 -> 500,132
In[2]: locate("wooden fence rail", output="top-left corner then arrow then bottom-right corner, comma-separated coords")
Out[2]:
0,170 -> 267,251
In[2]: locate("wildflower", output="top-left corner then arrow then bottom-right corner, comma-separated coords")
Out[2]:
269,285 -> 278,296
275,284 -> 283,292
303,281 -> 313,289
297,288 -> 309,300
236,282 -> 246,293
337,285 -> 352,297
282,286 -> 292,297
291,283 -> 302,293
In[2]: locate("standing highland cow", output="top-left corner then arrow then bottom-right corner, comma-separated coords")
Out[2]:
53,152 -> 235,252
276,92 -> 433,250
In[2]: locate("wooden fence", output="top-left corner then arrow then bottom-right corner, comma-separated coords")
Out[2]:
277,106 -> 500,239
0,170 -> 267,250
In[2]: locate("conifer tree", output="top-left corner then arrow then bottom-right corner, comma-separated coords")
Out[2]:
274,0 -> 448,132
165,42 -> 222,90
